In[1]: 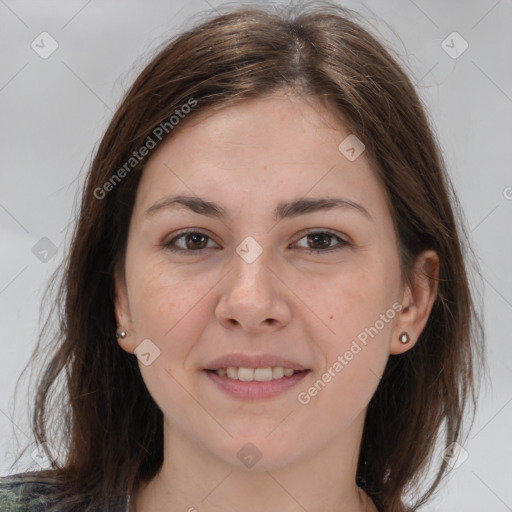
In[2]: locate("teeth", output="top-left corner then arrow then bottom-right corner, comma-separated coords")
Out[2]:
254,368 -> 273,381
226,367 -> 238,379
273,367 -> 284,379
238,367 -> 256,381
215,367 -> 300,381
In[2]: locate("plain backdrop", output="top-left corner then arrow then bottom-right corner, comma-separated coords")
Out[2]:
1,1 -> 511,510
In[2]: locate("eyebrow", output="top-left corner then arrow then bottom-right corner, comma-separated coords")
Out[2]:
144,194 -> 372,222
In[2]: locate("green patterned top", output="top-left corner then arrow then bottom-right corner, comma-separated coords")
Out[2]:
0,471 -> 132,511
0,472 -> 55,511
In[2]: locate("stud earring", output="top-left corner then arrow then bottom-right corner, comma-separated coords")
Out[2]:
116,331 -> 127,339
398,332 -> 410,344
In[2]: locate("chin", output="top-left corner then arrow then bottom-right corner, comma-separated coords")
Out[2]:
206,430 -> 302,471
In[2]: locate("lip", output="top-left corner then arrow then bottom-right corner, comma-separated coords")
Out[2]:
204,369 -> 310,399
204,353 -> 309,371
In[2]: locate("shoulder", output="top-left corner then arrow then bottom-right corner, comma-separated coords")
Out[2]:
0,471 -> 57,511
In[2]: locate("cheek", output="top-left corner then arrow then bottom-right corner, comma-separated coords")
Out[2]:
129,264 -> 177,336
127,255 -> 201,336
311,253 -> 400,393
295,278 -> 396,430
320,259 -> 400,339
125,261 -> 211,421
126,257 -> 220,375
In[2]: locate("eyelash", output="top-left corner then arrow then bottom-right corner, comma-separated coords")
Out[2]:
163,229 -> 349,255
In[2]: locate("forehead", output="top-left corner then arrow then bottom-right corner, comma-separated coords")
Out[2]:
132,93 -> 389,223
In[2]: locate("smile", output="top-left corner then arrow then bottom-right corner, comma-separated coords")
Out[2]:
204,368 -> 310,399
214,366 -> 301,381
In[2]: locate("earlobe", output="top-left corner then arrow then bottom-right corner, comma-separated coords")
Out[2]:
390,250 -> 440,355
114,266 -> 135,353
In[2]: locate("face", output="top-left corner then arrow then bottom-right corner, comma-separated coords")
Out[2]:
115,92 -> 435,470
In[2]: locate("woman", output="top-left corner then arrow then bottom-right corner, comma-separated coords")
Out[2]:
0,1 -> 484,511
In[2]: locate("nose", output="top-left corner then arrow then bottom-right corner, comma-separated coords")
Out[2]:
215,245 -> 292,333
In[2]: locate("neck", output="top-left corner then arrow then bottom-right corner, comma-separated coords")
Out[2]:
133,412 -> 377,512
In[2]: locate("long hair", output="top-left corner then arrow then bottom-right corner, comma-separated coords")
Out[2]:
9,2 -> 484,510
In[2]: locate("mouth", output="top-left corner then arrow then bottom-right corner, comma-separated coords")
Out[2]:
205,366 -> 308,381
203,353 -> 311,399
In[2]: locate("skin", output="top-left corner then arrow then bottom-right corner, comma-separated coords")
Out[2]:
114,91 -> 439,512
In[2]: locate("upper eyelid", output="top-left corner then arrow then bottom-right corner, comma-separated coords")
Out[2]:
295,228 -> 349,242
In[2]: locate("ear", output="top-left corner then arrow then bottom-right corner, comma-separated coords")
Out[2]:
114,264 -> 136,354
390,249 -> 440,355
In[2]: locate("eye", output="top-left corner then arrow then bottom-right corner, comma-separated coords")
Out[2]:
293,230 -> 349,254
163,230 -> 219,253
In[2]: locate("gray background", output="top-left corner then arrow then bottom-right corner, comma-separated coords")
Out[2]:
1,0 -> 511,510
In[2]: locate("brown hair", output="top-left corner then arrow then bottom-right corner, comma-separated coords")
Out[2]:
9,2 -> 484,510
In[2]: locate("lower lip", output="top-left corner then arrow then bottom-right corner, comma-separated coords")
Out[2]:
204,370 -> 310,399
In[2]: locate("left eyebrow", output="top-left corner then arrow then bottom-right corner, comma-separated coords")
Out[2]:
144,194 -> 373,222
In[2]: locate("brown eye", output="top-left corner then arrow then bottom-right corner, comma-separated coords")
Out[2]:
307,233 -> 332,250
294,230 -> 349,254
183,232 -> 209,250
164,231 -> 217,253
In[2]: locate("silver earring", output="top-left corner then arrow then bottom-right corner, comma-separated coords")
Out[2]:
398,332 -> 410,344
116,331 -> 127,339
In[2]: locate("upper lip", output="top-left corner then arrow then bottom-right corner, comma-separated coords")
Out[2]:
204,353 -> 309,371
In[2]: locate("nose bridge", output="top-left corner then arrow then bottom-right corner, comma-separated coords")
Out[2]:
230,235 -> 273,296
215,234 -> 290,330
